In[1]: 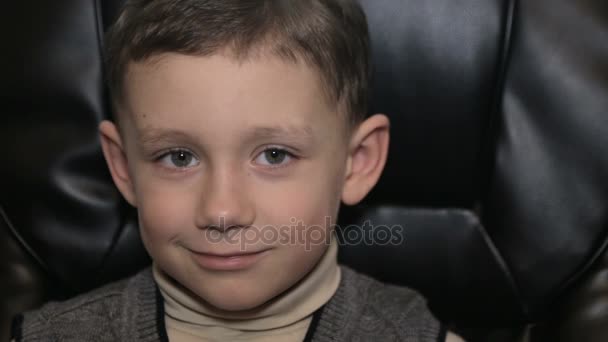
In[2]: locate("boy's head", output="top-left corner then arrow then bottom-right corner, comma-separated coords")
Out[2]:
100,0 -> 389,311
106,0 -> 371,127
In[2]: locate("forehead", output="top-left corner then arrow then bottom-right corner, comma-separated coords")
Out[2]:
121,53 -> 346,141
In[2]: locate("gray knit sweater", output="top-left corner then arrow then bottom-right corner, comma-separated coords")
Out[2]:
13,266 -> 443,341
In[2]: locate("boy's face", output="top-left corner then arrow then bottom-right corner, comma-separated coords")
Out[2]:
101,53 -> 388,311
120,53 -> 349,310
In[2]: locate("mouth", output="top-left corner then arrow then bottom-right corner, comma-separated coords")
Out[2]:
190,249 -> 270,271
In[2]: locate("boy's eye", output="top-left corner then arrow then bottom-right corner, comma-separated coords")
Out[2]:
158,149 -> 199,169
255,148 -> 293,167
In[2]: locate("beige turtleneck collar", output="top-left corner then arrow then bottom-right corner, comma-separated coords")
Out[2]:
154,237 -> 341,342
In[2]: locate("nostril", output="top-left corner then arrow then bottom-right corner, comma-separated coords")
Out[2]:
201,223 -> 248,232
204,224 -> 222,231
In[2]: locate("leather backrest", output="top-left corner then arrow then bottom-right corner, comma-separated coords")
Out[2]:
2,0 -> 607,340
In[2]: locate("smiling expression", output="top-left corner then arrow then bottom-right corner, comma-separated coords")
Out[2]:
111,53 -> 353,311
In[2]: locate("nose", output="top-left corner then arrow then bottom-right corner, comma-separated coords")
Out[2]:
194,167 -> 255,232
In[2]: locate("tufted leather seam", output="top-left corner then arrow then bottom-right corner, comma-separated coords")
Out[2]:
549,229 -> 608,310
0,204 -> 50,275
475,0 -> 518,203
94,0 -> 106,67
478,0 -> 519,196
473,219 -> 525,317
476,0 -> 530,318
0,205 -> 51,300
443,208 -> 523,310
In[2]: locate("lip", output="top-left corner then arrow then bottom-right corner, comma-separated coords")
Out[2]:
190,249 -> 270,271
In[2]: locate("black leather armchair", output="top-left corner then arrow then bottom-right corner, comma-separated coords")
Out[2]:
2,1 -> 607,341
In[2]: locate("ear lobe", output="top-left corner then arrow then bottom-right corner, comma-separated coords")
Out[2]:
99,120 -> 138,207
341,114 -> 390,205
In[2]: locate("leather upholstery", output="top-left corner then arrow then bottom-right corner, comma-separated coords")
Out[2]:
1,0 -> 607,341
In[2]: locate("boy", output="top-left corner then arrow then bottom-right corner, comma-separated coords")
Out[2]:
13,0 -> 463,341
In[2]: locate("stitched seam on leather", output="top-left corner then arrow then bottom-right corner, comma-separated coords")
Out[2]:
550,230 -> 608,307
0,204 -> 51,274
476,0 -> 518,198
451,208 -> 529,320
472,217 -> 526,316
476,0 -> 530,318
494,0 -> 530,318
94,0 -> 106,65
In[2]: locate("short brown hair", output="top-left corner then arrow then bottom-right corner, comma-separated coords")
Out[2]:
104,0 -> 371,126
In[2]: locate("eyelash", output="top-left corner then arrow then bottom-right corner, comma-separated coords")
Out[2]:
253,146 -> 297,169
155,148 -> 200,171
153,147 -> 298,171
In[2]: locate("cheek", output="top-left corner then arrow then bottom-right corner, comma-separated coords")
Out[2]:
135,177 -> 198,246
256,163 -> 344,229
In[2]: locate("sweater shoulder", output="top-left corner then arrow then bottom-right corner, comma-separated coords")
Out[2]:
15,268 -> 153,341
336,265 -> 442,342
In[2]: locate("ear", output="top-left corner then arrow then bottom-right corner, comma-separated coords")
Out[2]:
99,120 -> 138,207
341,114 -> 390,205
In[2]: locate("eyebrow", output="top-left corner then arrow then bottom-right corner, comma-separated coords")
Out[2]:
136,125 -> 315,146
137,128 -> 195,146
245,125 -> 314,142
